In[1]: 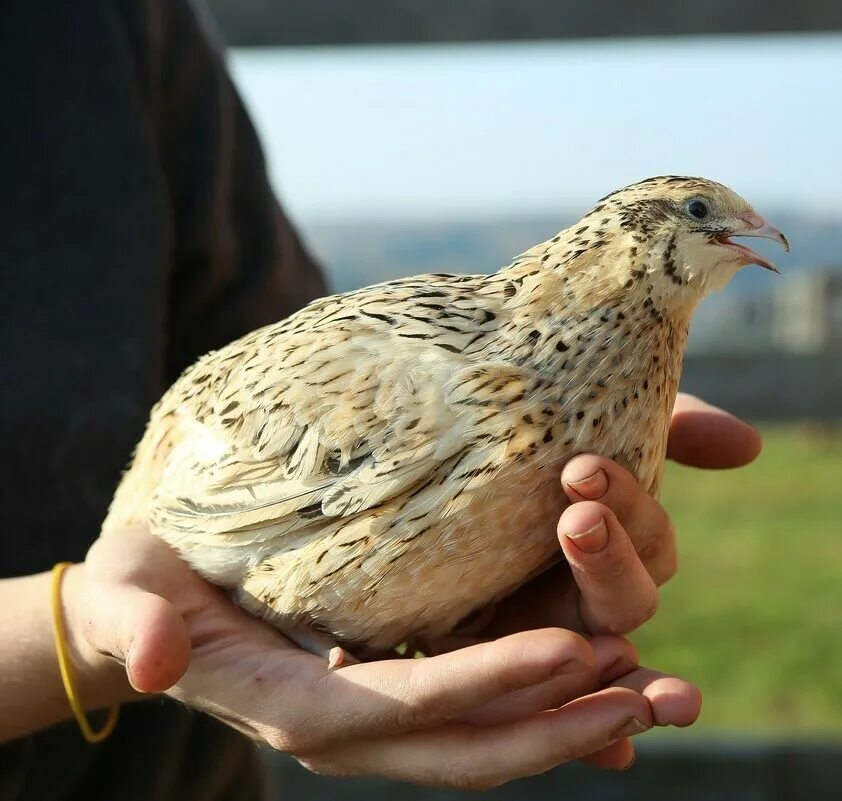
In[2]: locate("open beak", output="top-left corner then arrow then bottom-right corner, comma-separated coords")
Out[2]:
713,210 -> 790,273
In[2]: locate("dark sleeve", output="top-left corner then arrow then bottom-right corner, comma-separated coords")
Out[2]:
130,0 -> 327,380
1,2 -> 323,797
0,0 -> 325,578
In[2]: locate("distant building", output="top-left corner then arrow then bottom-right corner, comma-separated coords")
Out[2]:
773,270 -> 842,353
688,269 -> 842,354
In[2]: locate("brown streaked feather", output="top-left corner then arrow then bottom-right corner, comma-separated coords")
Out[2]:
105,176 -> 760,653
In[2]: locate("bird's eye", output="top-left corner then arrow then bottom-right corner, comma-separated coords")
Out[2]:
686,198 -> 710,220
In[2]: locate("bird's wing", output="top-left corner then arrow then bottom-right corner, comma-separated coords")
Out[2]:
146,275 -> 513,549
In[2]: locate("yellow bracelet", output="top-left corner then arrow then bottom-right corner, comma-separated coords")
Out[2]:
50,562 -> 120,743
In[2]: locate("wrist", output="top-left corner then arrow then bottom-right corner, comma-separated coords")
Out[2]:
60,563 -> 142,708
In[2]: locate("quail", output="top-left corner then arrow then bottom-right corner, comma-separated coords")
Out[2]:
104,176 -> 789,660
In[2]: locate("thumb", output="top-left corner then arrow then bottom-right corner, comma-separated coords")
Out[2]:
85,582 -> 191,693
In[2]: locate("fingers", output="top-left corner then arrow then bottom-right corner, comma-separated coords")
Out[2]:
311,628 -> 595,739
610,667 -> 703,728
82,581 -> 192,693
562,455 -> 677,585
219,628 -> 598,753
668,393 -> 762,468
558,502 -> 659,635
582,668 -> 704,769
81,533 -> 194,693
305,686 -> 653,789
459,634 -> 639,726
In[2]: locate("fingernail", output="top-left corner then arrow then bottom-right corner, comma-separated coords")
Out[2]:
565,468 -> 608,499
565,518 -> 608,553
551,658 -> 590,677
622,752 -> 637,770
125,647 -> 141,692
614,716 -> 651,739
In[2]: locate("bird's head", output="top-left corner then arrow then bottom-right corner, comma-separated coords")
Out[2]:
568,175 -> 789,309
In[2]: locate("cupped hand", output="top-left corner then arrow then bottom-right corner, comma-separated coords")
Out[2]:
67,393 -> 759,788
72,527 -> 660,788
471,392 -> 761,638
432,392 -> 760,760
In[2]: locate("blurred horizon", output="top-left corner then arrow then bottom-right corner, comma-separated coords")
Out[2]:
230,33 -> 842,224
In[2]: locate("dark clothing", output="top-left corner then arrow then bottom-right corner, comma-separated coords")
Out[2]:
0,0 -> 325,798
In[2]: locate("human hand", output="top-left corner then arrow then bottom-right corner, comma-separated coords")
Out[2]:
65,526 -> 685,788
64,393 -> 759,788
472,392 -> 762,635
426,393 -> 761,754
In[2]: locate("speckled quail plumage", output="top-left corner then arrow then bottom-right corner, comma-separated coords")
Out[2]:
104,176 -> 788,658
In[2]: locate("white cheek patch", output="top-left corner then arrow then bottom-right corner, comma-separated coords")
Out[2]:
705,260 -> 742,293
675,239 -> 741,296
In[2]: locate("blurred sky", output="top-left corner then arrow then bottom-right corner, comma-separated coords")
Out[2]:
229,34 -> 842,223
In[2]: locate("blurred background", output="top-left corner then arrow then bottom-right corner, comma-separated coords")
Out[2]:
206,2 -> 841,798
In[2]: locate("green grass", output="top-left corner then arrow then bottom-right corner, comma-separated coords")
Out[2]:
634,424 -> 842,733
